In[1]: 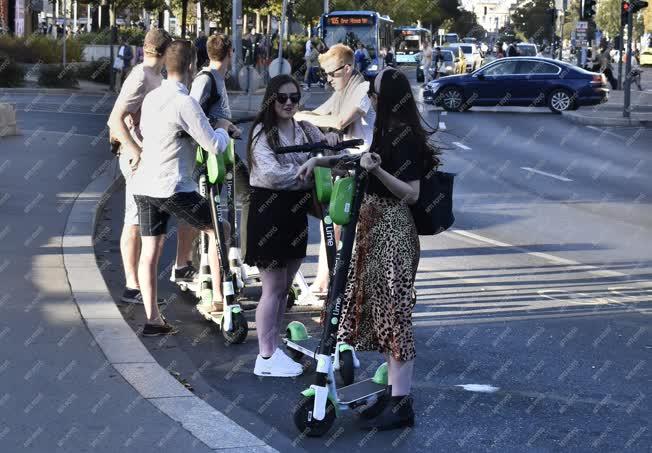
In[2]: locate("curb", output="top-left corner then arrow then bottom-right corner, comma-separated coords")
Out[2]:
0,87 -> 114,95
62,163 -> 278,452
561,110 -> 652,127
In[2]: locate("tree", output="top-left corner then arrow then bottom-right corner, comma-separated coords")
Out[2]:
509,0 -> 554,44
595,0 -> 621,37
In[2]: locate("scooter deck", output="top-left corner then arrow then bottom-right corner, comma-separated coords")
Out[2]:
175,280 -> 200,293
196,303 -> 222,323
337,378 -> 386,405
283,337 -> 320,359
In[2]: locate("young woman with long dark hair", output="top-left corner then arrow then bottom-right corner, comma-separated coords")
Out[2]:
244,74 -> 339,377
329,67 -> 439,430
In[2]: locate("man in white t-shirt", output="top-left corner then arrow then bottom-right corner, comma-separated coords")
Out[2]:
294,44 -> 376,294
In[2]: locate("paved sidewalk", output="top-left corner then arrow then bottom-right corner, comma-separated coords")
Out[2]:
0,131 -> 276,452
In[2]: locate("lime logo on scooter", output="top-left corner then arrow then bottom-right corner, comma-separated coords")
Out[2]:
330,317 -> 338,325
324,216 -> 335,247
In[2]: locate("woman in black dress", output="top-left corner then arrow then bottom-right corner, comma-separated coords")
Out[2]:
244,74 -> 339,377
335,68 -> 440,430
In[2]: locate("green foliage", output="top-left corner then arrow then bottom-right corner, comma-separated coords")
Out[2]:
37,64 -> 79,88
0,34 -> 83,64
0,57 -> 25,87
509,0 -> 554,44
595,0 -> 621,37
73,28 -> 145,45
76,57 -> 111,84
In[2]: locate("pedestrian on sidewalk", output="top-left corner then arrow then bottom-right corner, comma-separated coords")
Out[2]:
336,67 -> 438,431
421,40 -> 433,85
109,28 -> 201,306
130,41 -> 233,335
243,74 -> 340,376
294,43 -> 376,296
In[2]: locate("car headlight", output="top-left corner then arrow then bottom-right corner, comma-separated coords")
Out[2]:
368,64 -> 378,71
426,82 -> 440,92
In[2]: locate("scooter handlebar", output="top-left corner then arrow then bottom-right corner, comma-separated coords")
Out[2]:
275,139 -> 364,154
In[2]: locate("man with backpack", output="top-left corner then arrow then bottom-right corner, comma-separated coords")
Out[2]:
188,34 -> 249,288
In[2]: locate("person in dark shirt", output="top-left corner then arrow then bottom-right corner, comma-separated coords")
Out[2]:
298,67 -> 440,430
195,31 -> 208,69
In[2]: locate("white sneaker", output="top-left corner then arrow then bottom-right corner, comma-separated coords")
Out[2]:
254,348 -> 303,377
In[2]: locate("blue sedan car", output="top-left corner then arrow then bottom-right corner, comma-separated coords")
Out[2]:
423,57 -> 608,113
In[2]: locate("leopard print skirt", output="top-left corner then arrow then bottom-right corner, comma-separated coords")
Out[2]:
336,193 -> 420,361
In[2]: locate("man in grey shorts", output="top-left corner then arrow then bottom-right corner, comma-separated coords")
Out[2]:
108,28 -> 199,304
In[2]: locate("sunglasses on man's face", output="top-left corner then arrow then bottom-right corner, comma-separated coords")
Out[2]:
276,92 -> 301,104
326,64 -> 348,78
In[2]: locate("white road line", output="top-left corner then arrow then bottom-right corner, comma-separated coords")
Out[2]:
21,129 -> 104,139
448,228 -> 636,280
586,125 -> 626,139
15,108 -> 107,116
521,167 -> 573,182
452,141 -> 471,150
439,121 -> 447,130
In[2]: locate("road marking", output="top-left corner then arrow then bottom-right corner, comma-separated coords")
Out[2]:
521,167 -> 573,182
15,108 -> 107,117
586,125 -> 626,139
21,129 -> 105,139
439,121 -> 447,130
448,228 -> 637,279
441,111 -> 448,116
455,384 -> 499,393
452,141 -> 471,150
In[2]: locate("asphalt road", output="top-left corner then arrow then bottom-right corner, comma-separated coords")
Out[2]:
10,65 -> 650,451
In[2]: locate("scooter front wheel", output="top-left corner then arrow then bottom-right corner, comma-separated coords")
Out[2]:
339,350 -> 355,386
294,396 -> 336,437
222,311 -> 248,344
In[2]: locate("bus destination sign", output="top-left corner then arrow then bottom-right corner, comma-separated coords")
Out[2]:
327,16 -> 373,26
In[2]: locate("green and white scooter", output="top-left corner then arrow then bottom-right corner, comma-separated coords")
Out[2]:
277,139 -> 364,386
282,146 -> 388,437
185,137 -> 248,344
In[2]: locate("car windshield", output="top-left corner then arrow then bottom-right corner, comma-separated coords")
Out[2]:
441,51 -> 453,61
460,45 -> 473,54
518,45 -> 537,56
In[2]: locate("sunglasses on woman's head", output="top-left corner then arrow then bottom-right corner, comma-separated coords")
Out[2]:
276,93 -> 301,104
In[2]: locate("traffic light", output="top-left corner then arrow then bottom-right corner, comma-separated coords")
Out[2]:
631,0 -> 649,13
622,0 -> 631,26
582,0 -> 597,19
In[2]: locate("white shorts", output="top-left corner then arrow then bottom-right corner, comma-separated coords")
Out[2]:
119,152 -> 139,226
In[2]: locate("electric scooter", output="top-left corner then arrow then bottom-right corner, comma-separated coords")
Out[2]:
174,117 -> 254,344
285,147 -> 388,437
277,139 -> 366,388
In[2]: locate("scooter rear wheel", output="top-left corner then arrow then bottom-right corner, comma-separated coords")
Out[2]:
286,287 -> 297,310
222,312 -> 248,344
338,350 -> 355,386
294,395 -> 336,437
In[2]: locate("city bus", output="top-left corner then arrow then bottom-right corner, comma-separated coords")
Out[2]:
320,10 -> 394,79
393,26 -> 431,65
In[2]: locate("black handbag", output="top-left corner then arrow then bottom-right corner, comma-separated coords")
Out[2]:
410,168 -> 455,235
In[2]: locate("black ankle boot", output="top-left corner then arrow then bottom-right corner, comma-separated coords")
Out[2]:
359,385 -> 392,420
361,395 -> 415,431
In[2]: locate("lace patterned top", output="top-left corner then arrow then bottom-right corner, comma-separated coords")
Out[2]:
249,119 -> 325,191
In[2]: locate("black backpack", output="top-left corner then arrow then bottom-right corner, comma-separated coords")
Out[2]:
194,70 -> 221,118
